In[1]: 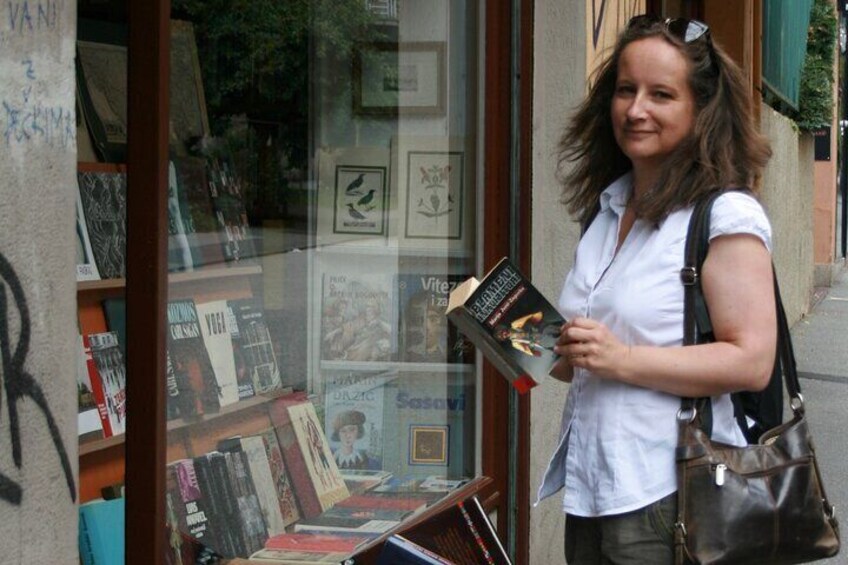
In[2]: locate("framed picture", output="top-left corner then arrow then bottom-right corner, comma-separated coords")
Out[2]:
409,425 -> 449,466
316,147 -> 391,247
353,42 -> 446,116
392,136 -> 474,253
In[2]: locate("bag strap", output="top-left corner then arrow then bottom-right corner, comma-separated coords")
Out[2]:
679,192 -> 804,428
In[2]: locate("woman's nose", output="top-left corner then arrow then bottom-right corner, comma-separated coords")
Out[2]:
625,94 -> 647,120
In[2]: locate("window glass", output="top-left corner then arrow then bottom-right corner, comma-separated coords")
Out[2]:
160,1 -> 480,560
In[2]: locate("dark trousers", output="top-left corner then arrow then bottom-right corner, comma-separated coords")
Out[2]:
564,493 -> 676,565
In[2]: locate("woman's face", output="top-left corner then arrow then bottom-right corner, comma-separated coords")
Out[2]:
611,37 -> 696,177
339,424 -> 359,448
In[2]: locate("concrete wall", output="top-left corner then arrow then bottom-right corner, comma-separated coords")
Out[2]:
760,106 -> 815,325
0,1 -> 79,562
529,1 -> 585,563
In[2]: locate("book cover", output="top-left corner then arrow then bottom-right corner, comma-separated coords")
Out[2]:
196,300 -> 241,407
378,534 -> 458,565
205,451 -> 249,557
263,532 -> 368,553
396,274 -> 472,364
205,154 -> 257,263
446,257 -> 565,393
227,298 -> 284,394
75,186 -> 101,282
86,331 -> 127,437
76,41 -> 128,162
79,497 -> 126,565
248,548 -> 352,563
236,435 -> 287,537
167,299 -> 221,418
381,372 -> 474,481
172,156 -> 224,268
320,273 -> 396,362
192,453 -> 239,558
102,297 -> 126,357
77,168 -> 128,280
335,493 -> 428,514
258,428 -> 301,527
167,459 -> 217,550
292,516 -> 400,535
77,333 -> 103,437
168,160 -> 197,272
223,448 -> 269,555
165,350 -> 184,421
268,395 -> 349,519
318,504 -> 414,523
341,469 -> 393,494
324,371 -> 395,471
402,496 -> 512,565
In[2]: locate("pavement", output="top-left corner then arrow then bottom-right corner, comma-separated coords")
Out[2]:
789,262 -> 848,564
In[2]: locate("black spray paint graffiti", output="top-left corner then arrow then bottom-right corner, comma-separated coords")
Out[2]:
0,252 -> 76,505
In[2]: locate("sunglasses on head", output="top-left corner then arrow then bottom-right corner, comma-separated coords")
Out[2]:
627,14 -> 711,44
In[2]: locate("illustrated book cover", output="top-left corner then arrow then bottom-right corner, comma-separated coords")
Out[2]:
227,298 -> 284,394
268,394 -> 350,519
205,153 -> 257,262
446,257 -> 564,393
396,273 -> 471,364
75,186 -> 101,282
320,273 -> 396,363
257,427 -> 301,527
380,371 -> 474,480
76,333 -> 102,437
76,167 -> 128,280
323,371 -> 396,472
167,299 -> 222,418
166,459 -> 217,550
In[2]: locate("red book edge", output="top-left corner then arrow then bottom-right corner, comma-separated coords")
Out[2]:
82,334 -> 113,437
512,374 -> 537,394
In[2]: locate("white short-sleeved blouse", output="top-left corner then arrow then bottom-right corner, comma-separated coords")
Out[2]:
535,173 -> 772,517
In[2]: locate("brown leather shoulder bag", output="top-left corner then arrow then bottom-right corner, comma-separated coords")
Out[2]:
674,192 -> 840,565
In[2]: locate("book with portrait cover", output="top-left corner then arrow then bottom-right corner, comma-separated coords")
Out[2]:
167,299 -> 222,418
324,371 -> 397,472
268,394 -> 349,519
396,274 -> 471,364
446,257 -> 564,393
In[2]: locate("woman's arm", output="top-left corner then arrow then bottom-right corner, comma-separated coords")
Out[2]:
555,233 -> 777,397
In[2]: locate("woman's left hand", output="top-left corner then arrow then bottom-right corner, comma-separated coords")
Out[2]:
554,317 -> 630,379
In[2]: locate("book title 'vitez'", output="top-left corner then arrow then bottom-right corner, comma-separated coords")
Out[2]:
466,264 -> 522,325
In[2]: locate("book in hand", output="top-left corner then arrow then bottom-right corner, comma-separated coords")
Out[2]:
378,534 -> 458,565
446,257 -> 564,393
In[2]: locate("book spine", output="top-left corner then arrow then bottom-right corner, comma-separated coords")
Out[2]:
240,436 -> 287,537
225,448 -> 269,555
190,455 -> 229,558
209,452 -> 249,557
260,428 -> 301,527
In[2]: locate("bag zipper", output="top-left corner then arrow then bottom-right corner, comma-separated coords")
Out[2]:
709,456 -> 812,487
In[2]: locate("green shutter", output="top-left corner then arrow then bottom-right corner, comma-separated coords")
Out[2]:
762,0 -> 814,109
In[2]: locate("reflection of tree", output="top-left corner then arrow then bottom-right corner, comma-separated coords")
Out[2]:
171,0 -> 383,169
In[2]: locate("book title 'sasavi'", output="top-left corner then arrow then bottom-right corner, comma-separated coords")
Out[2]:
466,264 -> 521,324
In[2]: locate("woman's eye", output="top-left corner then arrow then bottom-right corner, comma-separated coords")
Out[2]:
654,91 -> 672,99
615,85 -> 635,95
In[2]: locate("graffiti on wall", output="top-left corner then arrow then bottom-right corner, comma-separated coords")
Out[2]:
0,252 -> 76,505
586,0 -> 645,83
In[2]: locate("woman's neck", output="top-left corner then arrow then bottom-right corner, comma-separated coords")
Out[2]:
631,165 -> 660,200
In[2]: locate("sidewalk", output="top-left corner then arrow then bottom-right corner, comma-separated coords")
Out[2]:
790,264 -> 848,564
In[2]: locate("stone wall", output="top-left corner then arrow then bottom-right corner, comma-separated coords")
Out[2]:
0,1 -> 79,562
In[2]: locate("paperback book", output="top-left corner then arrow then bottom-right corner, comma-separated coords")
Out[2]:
377,534 -> 457,565
167,299 -> 222,418
76,168 -> 128,279
396,274 -> 471,364
227,298 -> 284,394
320,273 -> 396,362
196,300 -> 241,407
84,331 -> 127,437
446,257 -> 565,393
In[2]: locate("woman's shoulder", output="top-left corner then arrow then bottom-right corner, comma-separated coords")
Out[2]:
708,190 -> 772,251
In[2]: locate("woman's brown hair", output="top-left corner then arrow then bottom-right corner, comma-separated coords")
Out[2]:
557,19 -> 772,225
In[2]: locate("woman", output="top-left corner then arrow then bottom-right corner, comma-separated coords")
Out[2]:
537,16 -> 777,563
331,409 -> 372,470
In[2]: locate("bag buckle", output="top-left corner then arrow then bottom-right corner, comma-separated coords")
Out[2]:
680,266 -> 698,285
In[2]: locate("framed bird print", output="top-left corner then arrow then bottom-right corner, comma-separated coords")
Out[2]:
392,136 -> 474,254
316,146 -> 391,247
